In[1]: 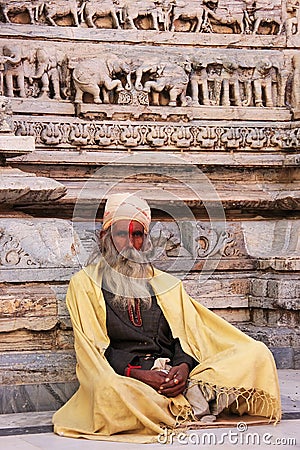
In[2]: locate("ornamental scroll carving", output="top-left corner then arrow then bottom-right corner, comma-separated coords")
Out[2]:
0,229 -> 38,268
1,46 -> 294,110
195,224 -> 240,258
0,0 -> 285,35
13,119 -> 300,150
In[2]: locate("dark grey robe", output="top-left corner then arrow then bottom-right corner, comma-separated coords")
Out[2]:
103,287 -> 197,375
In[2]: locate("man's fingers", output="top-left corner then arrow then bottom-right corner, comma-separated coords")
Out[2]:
164,367 -> 178,382
160,384 -> 186,397
161,374 -> 183,389
159,379 -> 186,395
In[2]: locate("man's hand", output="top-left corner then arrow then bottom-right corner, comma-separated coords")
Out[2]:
129,363 -> 189,397
158,363 -> 190,397
129,369 -> 168,392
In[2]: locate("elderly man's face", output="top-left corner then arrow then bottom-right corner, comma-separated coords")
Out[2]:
110,220 -> 144,253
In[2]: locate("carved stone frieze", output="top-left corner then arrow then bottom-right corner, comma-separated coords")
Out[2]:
13,118 -> 300,151
76,219 -> 300,271
0,41 -> 296,114
0,0 -> 287,35
0,44 -> 294,111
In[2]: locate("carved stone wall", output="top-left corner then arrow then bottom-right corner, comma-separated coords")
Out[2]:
0,0 -> 299,413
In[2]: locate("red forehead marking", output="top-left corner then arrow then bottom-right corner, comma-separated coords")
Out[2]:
129,221 -> 134,235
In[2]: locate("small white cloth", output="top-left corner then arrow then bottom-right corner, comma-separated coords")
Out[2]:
151,357 -> 235,421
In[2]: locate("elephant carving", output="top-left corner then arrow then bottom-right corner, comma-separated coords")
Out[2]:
135,61 -> 191,106
70,56 -> 132,104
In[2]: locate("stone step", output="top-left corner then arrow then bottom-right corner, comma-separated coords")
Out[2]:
0,23 -> 288,48
57,179 -> 300,212
12,150 -> 300,168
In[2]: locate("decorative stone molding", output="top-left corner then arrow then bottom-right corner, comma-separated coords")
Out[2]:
13,117 -> 300,151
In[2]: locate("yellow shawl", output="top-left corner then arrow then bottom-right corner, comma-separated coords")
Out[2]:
52,264 -> 281,443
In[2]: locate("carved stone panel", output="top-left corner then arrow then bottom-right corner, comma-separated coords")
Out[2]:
0,0 -> 287,36
0,41 -> 295,113
0,218 -> 86,271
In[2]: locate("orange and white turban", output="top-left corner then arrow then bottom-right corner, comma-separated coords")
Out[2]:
102,193 -> 151,233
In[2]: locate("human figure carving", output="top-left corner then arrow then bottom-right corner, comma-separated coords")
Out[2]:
277,67 -> 290,108
79,0 -> 121,29
251,0 -> 283,35
0,96 -> 12,132
171,0 -> 206,32
71,56 -> 132,104
1,45 -> 26,98
43,0 -> 79,26
0,0 -> 42,24
29,49 -> 61,100
206,63 -> 223,105
286,0 -> 300,36
135,60 -> 190,106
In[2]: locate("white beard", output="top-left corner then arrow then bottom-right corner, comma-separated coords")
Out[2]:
99,231 -> 153,310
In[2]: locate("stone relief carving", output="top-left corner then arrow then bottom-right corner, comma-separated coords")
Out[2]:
135,60 -> 191,107
0,0 -> 42,24
195,224 -> 240,258
190,57 -> 288,108
0,45 -> 66,100
43,0 -> 79,27
29,48 -> 61,100
286,0 -> 300,35
0,229 -> 38,267
0,44 -> 26,98
170,0 -> 207,32
0,0 -> 285,35
121,0 -> 171,31
0,96 -> 12,132
69,56 -> 132,104
13,119 -> 300,151
207,0 -> 283,35
1,45 -> 291,109
78,0 -> 121,29
291,53 -> 300,116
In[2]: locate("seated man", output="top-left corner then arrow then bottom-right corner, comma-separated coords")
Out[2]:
53,193 -> 281,443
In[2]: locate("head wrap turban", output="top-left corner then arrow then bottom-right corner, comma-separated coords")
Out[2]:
102,193 -> 151,233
